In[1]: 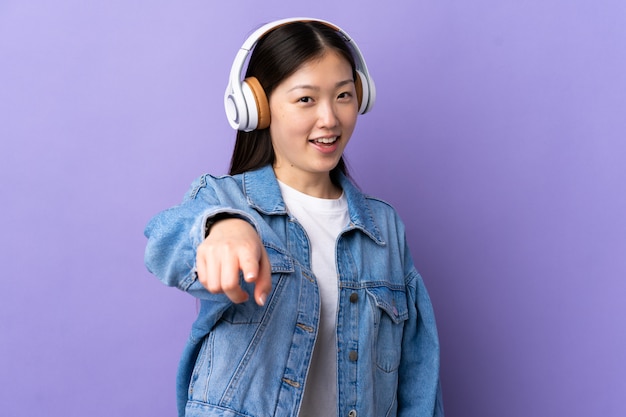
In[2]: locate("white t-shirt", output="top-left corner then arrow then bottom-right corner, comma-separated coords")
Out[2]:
277,181 -> 349,417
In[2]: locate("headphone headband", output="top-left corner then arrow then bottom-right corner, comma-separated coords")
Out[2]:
224,17 -> 376,131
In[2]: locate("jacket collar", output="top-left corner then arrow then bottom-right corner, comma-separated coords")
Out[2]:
242,165 -> 385,245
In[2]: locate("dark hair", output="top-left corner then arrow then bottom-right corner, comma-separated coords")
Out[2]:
228,21 -> 357,182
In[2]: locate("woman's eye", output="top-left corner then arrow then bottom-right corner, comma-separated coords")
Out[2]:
298,97 -> 312,103
338,92 -> 352,100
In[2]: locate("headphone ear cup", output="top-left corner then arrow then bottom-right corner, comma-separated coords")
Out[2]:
355,70 -> 373,114
242,77 -> 270,131
355,71 -> 364,113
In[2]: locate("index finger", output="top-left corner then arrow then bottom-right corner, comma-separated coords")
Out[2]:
252,245 -> 272,306
239,245 -> 271,306
220,254 -> 250,304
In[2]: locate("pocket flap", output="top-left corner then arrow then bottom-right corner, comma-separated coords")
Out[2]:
265,245 -> 294,274
366,285 -> 409,324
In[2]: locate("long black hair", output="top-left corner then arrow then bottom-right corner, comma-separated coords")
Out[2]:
228,21 -> 357,182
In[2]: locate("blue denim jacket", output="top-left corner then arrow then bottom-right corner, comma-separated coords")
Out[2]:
144,165 -> 443,417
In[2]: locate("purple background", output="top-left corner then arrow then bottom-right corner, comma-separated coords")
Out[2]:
1,1 -> 625,416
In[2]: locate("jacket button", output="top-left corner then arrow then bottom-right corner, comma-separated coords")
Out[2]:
348,410 -> 357,417
349,350 -> 358,361
349,292 -> 358,303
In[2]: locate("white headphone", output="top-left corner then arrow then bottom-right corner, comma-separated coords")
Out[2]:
224,17 -> 376,132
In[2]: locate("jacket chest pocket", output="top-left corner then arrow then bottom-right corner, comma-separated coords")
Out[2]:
366,285 -> 409,373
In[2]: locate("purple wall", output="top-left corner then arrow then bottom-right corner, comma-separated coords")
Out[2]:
1,1 -> 625,416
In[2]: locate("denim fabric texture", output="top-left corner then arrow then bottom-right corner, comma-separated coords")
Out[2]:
144,165 -> 444,417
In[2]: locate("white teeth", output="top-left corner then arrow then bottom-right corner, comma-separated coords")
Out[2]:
314,136 -> 337,144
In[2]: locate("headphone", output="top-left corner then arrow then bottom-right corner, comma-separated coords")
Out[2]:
224,17 -> 376,132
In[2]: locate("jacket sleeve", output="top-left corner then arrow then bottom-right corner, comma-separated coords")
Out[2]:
143,174 -> 257,300
398,260 -> 444,416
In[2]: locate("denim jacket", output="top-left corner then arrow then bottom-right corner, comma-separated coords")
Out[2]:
144,165 -> 443,417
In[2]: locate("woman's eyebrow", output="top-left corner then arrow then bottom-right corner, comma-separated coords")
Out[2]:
287,79 -> 355,92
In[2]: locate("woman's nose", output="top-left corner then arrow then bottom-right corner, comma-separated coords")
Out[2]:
317,101 -> 338,128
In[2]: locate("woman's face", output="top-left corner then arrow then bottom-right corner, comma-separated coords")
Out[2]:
268,50 -> 358,191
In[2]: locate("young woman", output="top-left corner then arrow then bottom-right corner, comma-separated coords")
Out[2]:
145,18 -> 443,417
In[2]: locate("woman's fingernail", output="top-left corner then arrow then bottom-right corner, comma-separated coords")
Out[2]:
257,293 -> 267,306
